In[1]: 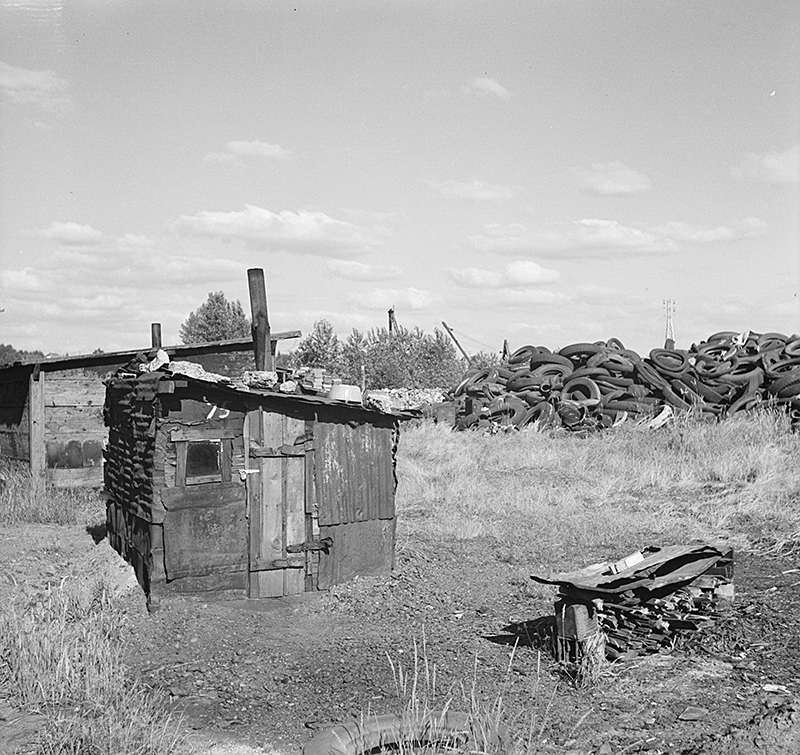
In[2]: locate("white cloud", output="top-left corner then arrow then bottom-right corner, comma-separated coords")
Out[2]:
575,283 -> 618,300
462,76 -> 511,99
172,205 -> 382,256
466,219 -> 674,257
353,287 -> 433,311
574,162 -> 651,196
117,233 -> 154,249
35,221 -> 104,246
0,268 -> 47,292
0,61 -> 70,111
650,217 -> 768,242
731,146 -> 799,185
204,140 -> 294,163
448,260 -> 560,288
429,179 -> 515,202
495,289 -> 569,306
465,216 -> 768,259
325,259 -> 403,281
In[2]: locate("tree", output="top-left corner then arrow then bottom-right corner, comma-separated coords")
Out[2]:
179,292 -> 251,344
0,344 -> 46,366
339,326 -> 465,389
294,319 -> 342,372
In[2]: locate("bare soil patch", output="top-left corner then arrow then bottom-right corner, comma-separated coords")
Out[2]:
3,524 -> 800,754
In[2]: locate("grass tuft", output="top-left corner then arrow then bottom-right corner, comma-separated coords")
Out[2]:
0,462 -> 105,526
0,575 -> 185,755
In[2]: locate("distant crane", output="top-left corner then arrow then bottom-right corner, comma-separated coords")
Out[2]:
663,299 -> 675,349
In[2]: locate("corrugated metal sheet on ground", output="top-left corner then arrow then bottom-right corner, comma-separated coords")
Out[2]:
531,544 -> 725,595
315,420 -> 395,525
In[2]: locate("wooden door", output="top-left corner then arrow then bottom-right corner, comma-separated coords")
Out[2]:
245,410 -> 307,598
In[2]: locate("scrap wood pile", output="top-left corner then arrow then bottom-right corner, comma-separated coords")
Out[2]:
532,545 -> 734,662
449,330 -> 800,433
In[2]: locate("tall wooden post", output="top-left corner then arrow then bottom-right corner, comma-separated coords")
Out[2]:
441,321 -> 472,365
247,268 -> 273,371
150,322 -> 162,349
28,367 -> 46,498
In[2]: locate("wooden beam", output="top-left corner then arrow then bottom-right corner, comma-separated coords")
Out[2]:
1,331 -> 302,376
28,370 -> 46,498
247,268 -> 272,371
151,323 -> 162,349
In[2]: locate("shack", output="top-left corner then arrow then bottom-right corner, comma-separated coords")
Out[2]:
0,331 -> 299,490
104,362 -> 408,607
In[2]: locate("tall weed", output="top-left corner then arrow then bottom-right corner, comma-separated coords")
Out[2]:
396,411 -> 800,562
0,462 -> 105,526
0,576 -> 184,754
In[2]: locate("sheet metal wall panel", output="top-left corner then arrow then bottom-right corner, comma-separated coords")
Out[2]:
317,518 -> 395,590
315,420 -> 395,526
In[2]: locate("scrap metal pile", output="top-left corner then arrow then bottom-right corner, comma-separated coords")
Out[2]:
450,331 -> 800,432
532,545 -> 734,662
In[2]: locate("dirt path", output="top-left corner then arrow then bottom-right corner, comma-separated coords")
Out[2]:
2,525 -> 800,754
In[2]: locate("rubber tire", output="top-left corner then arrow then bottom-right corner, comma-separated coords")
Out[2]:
303,710 -> 507,755
649,348 -> 690,377
561,377 -> 601,403
529,353 -> 573,370
557,342 -> 604,363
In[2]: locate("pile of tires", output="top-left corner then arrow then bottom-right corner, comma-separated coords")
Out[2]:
450,331 -> 800,433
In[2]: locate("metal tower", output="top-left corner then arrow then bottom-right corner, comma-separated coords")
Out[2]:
663,299 -> 675,343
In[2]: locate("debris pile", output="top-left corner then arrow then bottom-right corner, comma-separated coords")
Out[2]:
532,544 -> 734,662
450,331 -> 800,432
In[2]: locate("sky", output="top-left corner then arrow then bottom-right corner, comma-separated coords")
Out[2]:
1,0 -> 798,360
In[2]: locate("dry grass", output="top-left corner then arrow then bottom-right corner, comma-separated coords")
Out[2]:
0,461 -> 105,526
396,409 -> 800,566
0,571 -> 185,754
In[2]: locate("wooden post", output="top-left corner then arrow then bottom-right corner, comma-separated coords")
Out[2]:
150,322 -> 162,349
247,268 -> 272,371
28,367 -> 46,498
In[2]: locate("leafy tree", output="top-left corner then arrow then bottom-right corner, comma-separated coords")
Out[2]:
0,343 -> 46,366
179,292 -> 251,344
336,326 -> 465,389
294,319 -> 342,372
469,350 -> 501,370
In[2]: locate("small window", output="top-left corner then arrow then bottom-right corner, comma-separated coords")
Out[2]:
176,438 -> 233,486
186,440 -> 222,480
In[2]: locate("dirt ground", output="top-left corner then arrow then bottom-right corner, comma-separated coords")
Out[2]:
2,524 -> 800,755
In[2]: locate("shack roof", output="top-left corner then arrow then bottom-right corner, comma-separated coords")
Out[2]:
110,362 -> 418,422
0,333 -> 301,379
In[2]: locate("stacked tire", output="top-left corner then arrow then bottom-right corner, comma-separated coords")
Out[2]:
450,331 -> 800,433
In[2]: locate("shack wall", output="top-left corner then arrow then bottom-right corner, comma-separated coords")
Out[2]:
0,376 -> 29,461
44,372 -> 106,488
105,375 -> 400,605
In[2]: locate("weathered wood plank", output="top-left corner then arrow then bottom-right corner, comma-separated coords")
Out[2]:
284,456 -> 306,596
254,456 -> 282,572
47,466 -> 104,488
162,501 -> 247,580
44,377 -> 105,407
249,570 -> 283,598
28,373 -> 45,495
44,405 -> 105,435
160,481 -> 244,510
168,418 -> 243,441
